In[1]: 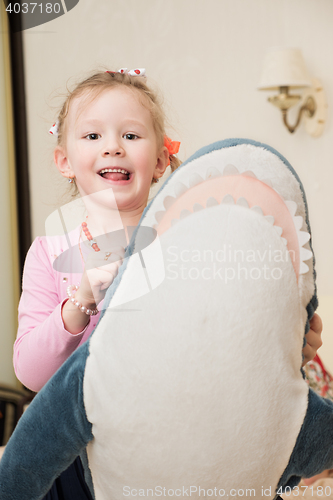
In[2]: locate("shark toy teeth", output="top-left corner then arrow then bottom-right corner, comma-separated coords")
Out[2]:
149,163 -> 312,281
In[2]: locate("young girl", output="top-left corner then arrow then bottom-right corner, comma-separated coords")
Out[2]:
13,68 -> 181,499
12,68 -> 322,498
14,69 -> 181,391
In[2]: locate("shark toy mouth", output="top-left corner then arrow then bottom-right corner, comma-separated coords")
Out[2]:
146,163 -> 312,282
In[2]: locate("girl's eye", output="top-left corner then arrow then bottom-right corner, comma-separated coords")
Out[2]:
86,133 -> 101,140
123,133 -> 138,140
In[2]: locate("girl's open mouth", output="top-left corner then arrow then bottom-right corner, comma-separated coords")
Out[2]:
99,168 -> 132,183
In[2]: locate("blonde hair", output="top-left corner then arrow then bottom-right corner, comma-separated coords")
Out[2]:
56,71 -> 181,185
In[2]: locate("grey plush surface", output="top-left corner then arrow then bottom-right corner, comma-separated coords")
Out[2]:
0,342 -> 94,500
278,389 -> 333,489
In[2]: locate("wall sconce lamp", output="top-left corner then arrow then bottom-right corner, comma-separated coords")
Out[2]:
258,48 -> 327,137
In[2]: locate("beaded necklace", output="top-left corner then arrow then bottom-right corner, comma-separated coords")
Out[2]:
79,219 -> 112,263
81,221 -> 100,252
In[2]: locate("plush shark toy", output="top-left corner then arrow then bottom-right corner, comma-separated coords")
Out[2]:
1,138 -> 333,500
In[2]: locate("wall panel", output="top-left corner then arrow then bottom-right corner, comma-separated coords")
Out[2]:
0,2 -> 20,387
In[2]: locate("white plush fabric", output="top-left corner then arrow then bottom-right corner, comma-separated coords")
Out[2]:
84,202 -> 309,499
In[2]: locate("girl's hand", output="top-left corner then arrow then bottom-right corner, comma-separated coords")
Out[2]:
76,246 -> 125,307
302,313 -> 323,366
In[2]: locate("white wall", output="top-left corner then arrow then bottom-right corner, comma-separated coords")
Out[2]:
22,0 -> 333,369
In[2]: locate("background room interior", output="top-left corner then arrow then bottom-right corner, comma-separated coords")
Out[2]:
1,0 -> 333,392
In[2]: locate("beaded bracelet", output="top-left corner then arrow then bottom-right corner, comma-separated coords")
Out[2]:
66,285 -> 99,316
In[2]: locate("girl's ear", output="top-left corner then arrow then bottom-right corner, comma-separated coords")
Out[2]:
154,146 -> 169,180
54,146 -> 74,180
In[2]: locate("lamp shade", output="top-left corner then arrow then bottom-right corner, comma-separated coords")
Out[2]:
258,48 -> 311,90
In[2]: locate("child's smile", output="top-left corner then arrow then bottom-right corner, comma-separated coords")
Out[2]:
98,168 -> 132,183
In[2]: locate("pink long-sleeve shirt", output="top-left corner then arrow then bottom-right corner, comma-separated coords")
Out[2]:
14,227 -> 101,392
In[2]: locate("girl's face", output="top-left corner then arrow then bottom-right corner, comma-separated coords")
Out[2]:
55,87 -> 168,212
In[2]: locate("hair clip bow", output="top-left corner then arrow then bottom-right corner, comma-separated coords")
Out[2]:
106,68 -> 146,77
117,68 -> 146,77
49,120 -> 59,137
164,136 -> 181,166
